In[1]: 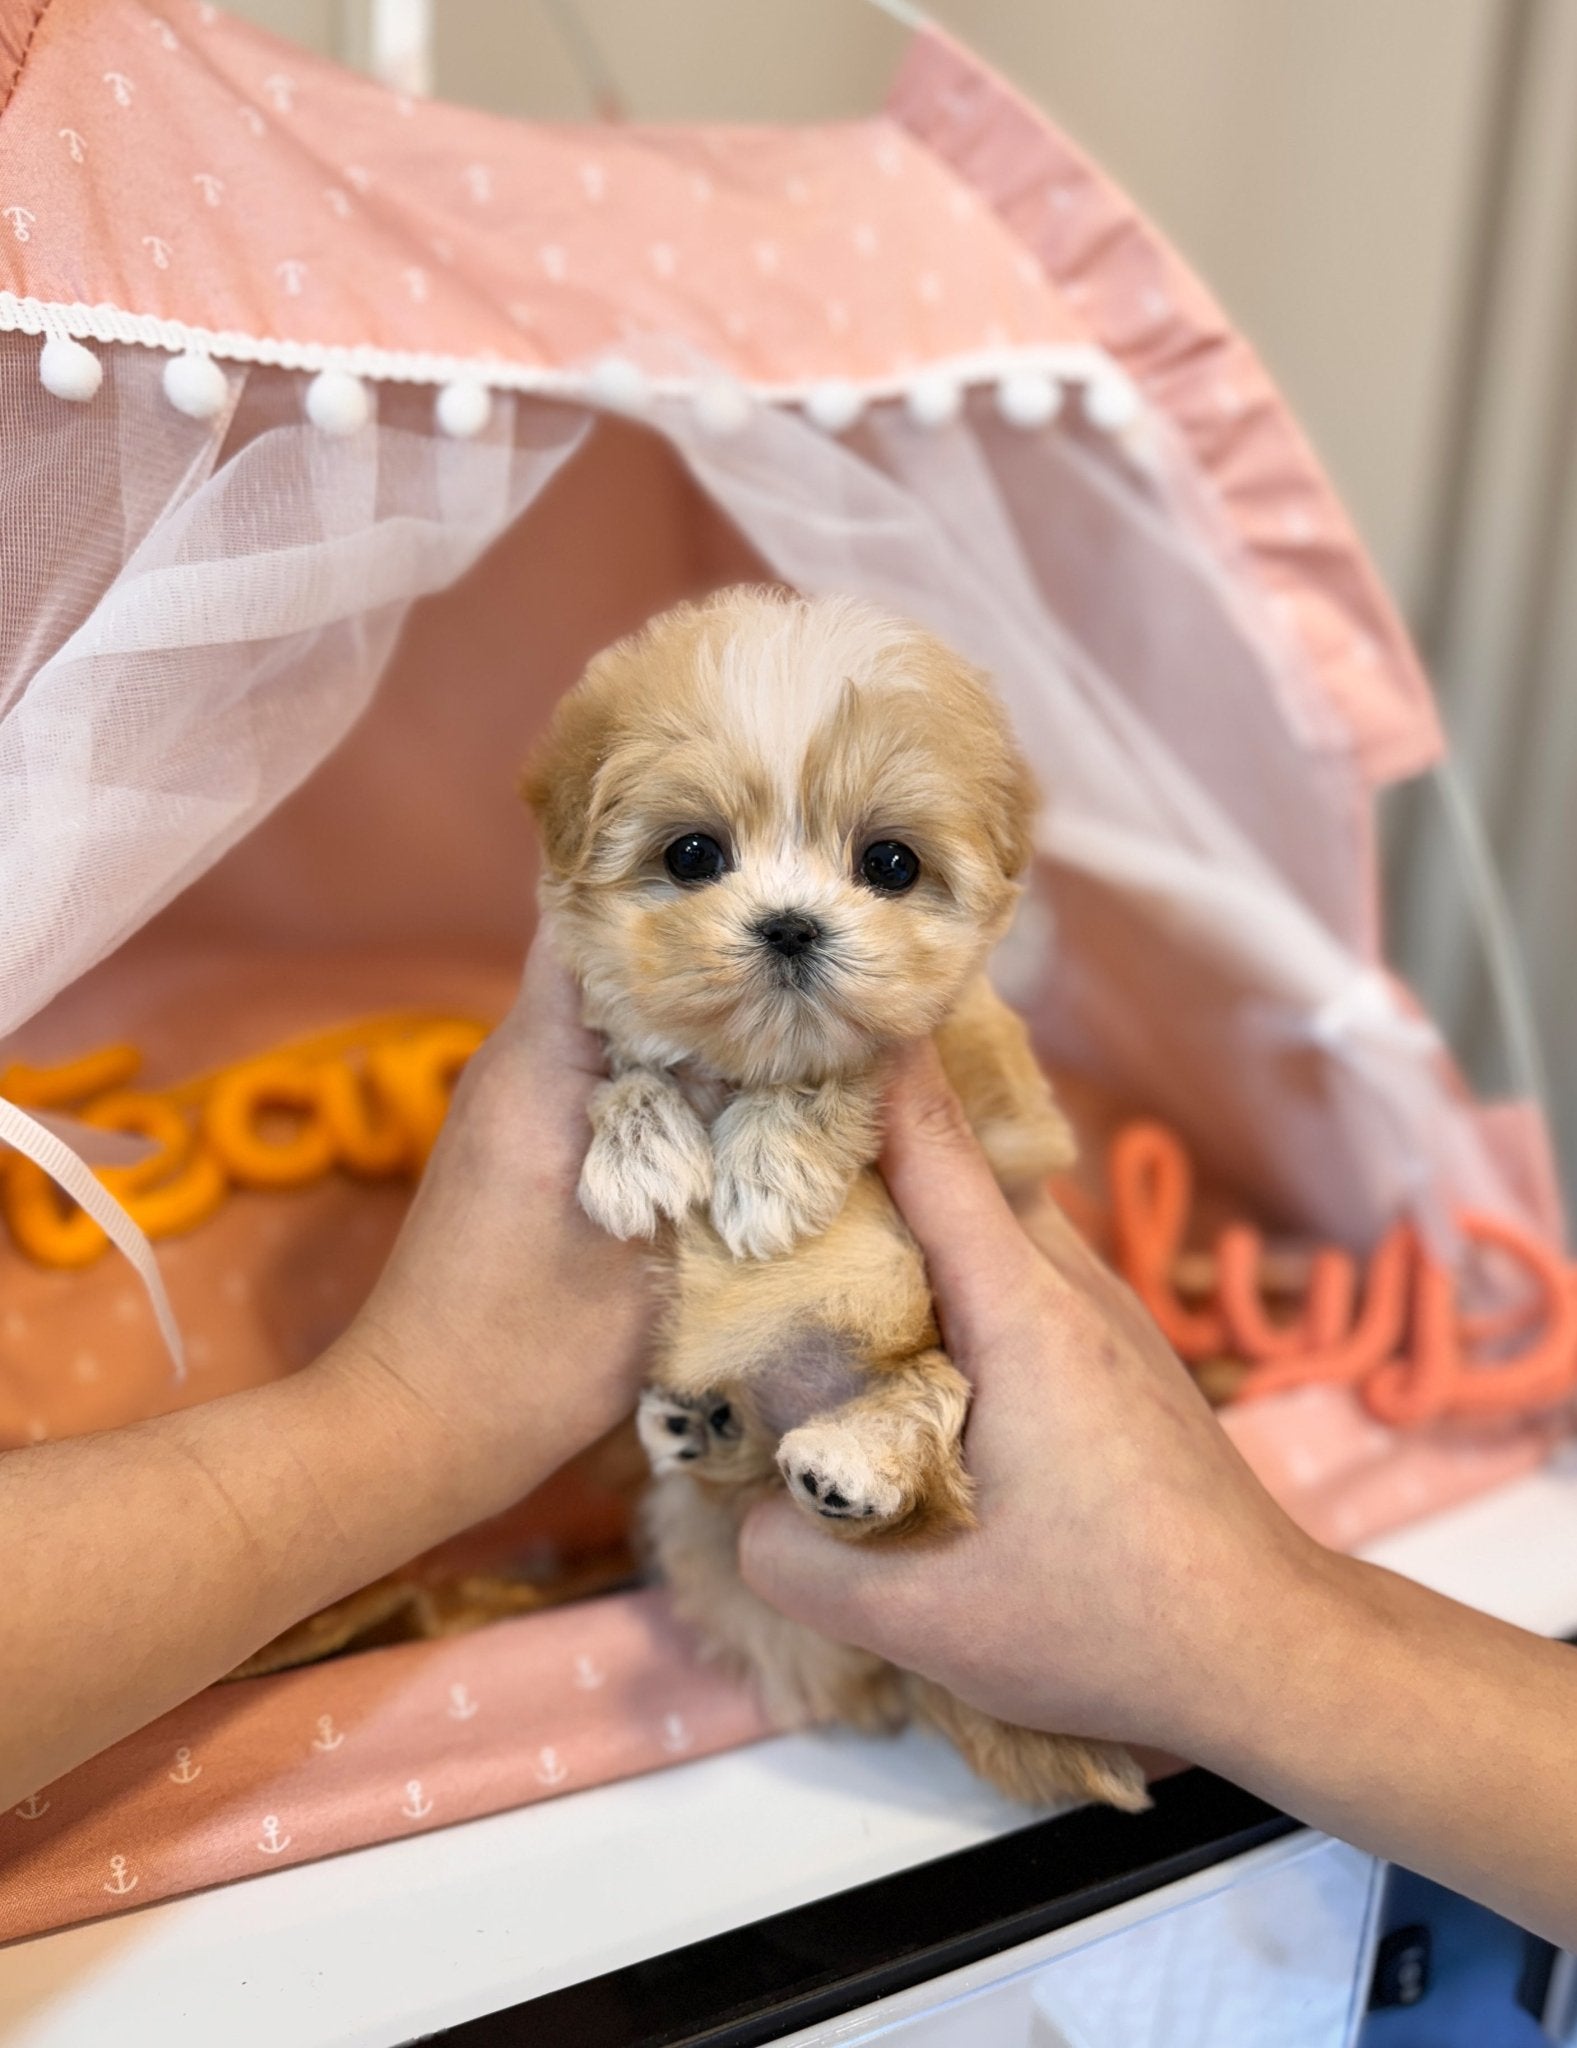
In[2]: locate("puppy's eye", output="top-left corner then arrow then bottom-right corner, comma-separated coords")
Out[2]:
858,840 -> 920,893
663,833 -> 728,886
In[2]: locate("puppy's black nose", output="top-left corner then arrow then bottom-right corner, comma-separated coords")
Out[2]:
756,911 -> 822,959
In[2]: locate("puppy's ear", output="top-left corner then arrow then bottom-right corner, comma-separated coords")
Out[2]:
520,664 -> 622,877
906,627 -> 1038,883
946,651 -> 1039,882
989,738 -> 1038,881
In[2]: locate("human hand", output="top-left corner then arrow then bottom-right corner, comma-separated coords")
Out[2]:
340,927 -> 652,1514
739,1043 -> 1333,1759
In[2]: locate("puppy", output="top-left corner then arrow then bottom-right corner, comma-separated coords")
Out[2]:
524,587 -> 1146,1812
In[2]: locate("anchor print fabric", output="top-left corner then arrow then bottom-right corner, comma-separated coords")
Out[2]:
0,1589 -> 770,1943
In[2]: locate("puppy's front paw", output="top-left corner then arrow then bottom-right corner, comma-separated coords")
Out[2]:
709,1170 -> 811,1261
636,1387 -> 741,1475
777,1419 -> 907,1528
709,1093 -> 851,1259
579,1072 -> 713,1240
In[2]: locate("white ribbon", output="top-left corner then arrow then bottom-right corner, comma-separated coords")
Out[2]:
0,1096 -> 184,1379
23,1112 -> 155,1167
1303,969 -> 1442,1059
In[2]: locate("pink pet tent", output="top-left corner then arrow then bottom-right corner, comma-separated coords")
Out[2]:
0,0 -> 1568,1937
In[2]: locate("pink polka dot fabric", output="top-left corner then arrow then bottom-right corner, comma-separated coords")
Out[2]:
0,0 -> 1075,382
0,0 -> 1435,782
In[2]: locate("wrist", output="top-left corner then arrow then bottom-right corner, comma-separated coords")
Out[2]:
1162,1533 -> 1377,1780
318,1318 -> 557,1538
1146,1531 -> 1359,1769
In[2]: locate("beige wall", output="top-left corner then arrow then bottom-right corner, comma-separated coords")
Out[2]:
431,0 -> 895,121
932,2 -> 1500,617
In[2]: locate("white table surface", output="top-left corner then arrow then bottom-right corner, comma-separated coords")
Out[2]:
3,1452 -> 1576,2048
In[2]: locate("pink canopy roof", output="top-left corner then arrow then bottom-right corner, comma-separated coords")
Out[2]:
0,0 -> 1436,787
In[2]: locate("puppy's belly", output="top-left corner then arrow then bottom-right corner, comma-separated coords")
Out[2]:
742,1326 -> 868,1440
662,1170 -> 937,1428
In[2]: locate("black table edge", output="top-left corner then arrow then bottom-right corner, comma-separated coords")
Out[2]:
417,1766 -> 1297,2047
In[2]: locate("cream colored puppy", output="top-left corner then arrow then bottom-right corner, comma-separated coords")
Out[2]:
525,587 -> 1146,1811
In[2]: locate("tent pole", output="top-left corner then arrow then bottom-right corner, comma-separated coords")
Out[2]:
539,0 -> 628,121
861,0 -> 931,29
1431,755 -> 1552,1118
363,0 -> 433,96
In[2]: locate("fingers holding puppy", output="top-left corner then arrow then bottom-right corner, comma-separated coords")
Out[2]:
878,1042 -> 1062,1366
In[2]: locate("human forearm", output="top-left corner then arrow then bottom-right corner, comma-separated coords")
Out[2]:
0,1335 -> 536,1809
1185,1549 -> 1577,1948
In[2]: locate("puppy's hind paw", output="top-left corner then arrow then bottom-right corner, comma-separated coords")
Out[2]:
579,1071 -> 713,1240
777,1419 -> 907,1529
637,1387 -> 741,1476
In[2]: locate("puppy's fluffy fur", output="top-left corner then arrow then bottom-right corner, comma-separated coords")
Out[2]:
524,588 -> 1146,1813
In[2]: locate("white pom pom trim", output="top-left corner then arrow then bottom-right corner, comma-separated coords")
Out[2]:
435,378 -> 492,438
995,370 -> 1062,431
305,369 -> 373,436
7,304 -> 1151,464
162,351 -> 229,421
587,356 -> 650,413
904,371 -> 963,429
1083,368 -> 1141,433
16,310 -> 1153,474
693,379 -> 752,436
804,379 -> 865,434
39,334 -> 102,403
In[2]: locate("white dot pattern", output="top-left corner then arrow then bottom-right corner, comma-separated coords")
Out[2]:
0,13 -> 1084,405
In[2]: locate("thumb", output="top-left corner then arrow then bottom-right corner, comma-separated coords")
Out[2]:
495,922 -> 606,1080
878,1042 -> 1040,1343
738,1495 -> 914,1660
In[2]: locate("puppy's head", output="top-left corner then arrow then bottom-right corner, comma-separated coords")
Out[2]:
524,588 -> 1035,1086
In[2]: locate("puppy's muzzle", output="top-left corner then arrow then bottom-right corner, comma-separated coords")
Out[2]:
755,911 -> 822,960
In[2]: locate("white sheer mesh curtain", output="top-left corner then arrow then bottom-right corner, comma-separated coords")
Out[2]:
0,329 -> 1540,1308
0,334 -> 588,1045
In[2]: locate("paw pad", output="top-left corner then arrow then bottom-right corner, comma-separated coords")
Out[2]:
777,1424 -> 904,1525
637,1387 -> 743,1475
